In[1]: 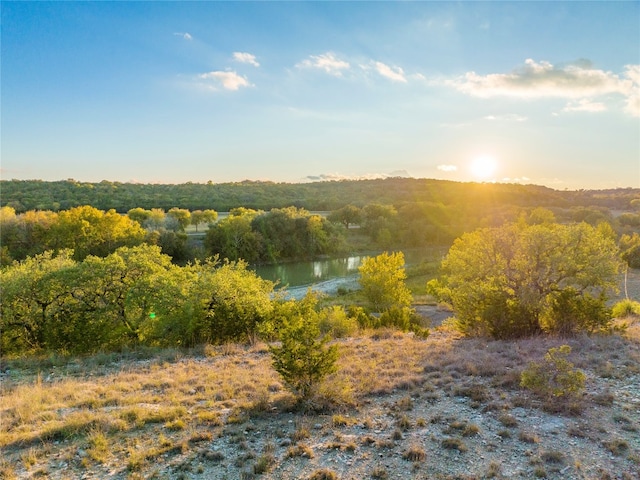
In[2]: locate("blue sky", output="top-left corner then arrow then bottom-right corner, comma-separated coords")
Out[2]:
2,1 -> 639,189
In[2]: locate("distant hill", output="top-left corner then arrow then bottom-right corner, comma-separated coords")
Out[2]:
1,178 -> 638,213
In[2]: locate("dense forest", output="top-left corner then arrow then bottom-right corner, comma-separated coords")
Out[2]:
2,178 -> 639,213
2,178 -> 640,268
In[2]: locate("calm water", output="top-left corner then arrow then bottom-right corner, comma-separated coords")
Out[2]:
253,248 -> 445,299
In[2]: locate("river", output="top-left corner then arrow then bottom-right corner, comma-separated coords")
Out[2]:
252,248 -> 445,299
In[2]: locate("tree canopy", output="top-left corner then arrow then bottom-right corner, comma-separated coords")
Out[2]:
429,221 -> 622,338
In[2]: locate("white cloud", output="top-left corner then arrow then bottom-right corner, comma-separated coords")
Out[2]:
562,99 -> 607,113
437,164 -> 458,172
439,122 -> 471,128
373,61 -> 407,83
624,64 -> 640,116
199,70 -> 251,91
296,52 -> 350,77
450,59 -> 631,98
447,59 -> 639,117
174,32 -> 192,40
233,52 -> 260,67
484,114 -> 528,122
501,176 -> 531,184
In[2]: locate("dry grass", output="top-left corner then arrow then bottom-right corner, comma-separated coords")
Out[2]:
1,315 -> 639,479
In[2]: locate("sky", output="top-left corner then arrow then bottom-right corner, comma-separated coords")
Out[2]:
1,1 -> 639,190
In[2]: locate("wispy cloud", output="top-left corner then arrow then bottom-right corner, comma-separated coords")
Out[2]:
562,99 -> 607,113
484,114 -> 528,122
233,52 -> 260,67
305,170 -> 411,182
199,70 -> 251,91
174,32 -> 192,41
501,176 -> 531,184
296,52 -> 350,77
372,61 -> 407,83
437,164 -> 458,172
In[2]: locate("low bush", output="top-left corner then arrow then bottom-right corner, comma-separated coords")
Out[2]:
521,345 -> 585,401
612,299 -> 640,318
318,305 -> 359,338
269,312 -> 339,401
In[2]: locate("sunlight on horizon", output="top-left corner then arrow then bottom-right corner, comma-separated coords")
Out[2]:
470,155 -> 498,181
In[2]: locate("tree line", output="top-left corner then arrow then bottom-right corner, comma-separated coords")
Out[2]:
3,178 -> 639,213
4,200 -> 639,268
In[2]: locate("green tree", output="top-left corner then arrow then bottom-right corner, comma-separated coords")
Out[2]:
327,205 -> 362,229
430,222 -> 621,338
127,207 -> 151,226
166,207 -> 191,231
0,209 -> 58,260
0,250 -> 76,354
205,209 -> 262,262
620,233 -> 640,268
187,259 -> 274,343
358,251 -> 412,312
191,209 -> 218,232
361,204 -> 397,246
526,207 -> 556,225
54,245 -> 179,352
48,206 -> 146,260
145,208 -> 166,230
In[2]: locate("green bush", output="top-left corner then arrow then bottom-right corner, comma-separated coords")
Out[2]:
347,305 -> 375,329
521,345 -> 585,401
378,306 -> 429,338
318,305 -> 359,338
269,311 -> 339,401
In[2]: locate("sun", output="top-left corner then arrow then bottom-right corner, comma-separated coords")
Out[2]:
470,155 -> 498,181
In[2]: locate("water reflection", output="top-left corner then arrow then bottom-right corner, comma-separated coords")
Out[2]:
252,248 -> 445,299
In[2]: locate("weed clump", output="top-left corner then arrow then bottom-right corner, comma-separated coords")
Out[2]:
403,444 -> 427,462
308,468 -> 338,480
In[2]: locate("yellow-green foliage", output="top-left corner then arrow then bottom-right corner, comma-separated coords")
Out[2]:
612,299 -> 640,318
521,345 -> 585,399
358,251 -> 412,312
318,305 -> 359,338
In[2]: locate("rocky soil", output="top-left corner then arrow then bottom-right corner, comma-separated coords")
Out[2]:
2,310 -> 639,480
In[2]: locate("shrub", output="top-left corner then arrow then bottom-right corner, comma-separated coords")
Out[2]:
521,345 -> 585,402
346,305 -> 375,329
269,310 -> 339,401
318,306 -> 359,338
612,299 -> 640,318
378,306 -> 428,338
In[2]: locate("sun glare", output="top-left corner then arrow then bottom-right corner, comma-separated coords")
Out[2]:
470,155 -> 498,180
